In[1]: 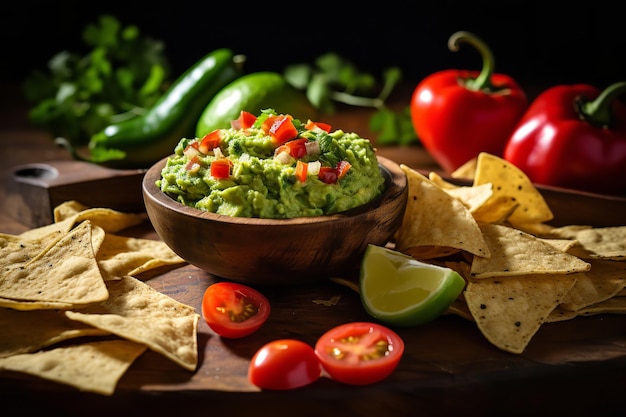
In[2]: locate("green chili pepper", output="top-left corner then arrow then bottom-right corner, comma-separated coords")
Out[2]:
66,48 -> 244,169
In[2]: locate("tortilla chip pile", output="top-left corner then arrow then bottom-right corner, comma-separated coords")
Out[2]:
396,152 -> 626,354
0,201 -> 196,395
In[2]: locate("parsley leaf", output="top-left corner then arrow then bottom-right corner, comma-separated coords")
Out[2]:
22,14 -> 171,147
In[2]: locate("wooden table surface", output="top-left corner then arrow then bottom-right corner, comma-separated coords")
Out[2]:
1,84 -> 626,417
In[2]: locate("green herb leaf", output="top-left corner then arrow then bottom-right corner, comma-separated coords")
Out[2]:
283,52 -> 419,146
22,14 -> 170,147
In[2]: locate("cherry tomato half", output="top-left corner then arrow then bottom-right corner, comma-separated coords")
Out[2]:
314,322 -> 404,386
248,339 -> 322,390
201,282 -> 270,339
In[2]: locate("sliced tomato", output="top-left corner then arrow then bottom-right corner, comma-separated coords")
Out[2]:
314,322 -> 404,386
210,158 -> 231,179
198,130 -> 223,154
304,120 -> 332,132
295,160 -> 308,183
231,110 -> 257,130
262,114 -> 297,144
201,282 -> 270,338
248,339 -> 322,390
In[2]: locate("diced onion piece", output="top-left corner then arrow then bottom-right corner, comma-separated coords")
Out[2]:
183,144 -> 201,159
307,160 -> 321,176
305,141 -> 321,156
274,150 -> 294,165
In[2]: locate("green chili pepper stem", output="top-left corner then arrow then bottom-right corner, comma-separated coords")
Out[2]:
578,81 -> 626,128
448,31 -> 495,92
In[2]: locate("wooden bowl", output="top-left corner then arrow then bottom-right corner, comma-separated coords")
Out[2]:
142,155 -> 408,285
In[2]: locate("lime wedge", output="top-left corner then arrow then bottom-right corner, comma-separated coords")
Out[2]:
359,244 -> 466,326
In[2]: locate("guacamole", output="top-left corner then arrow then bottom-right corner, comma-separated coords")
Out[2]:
157,110 -> 385,219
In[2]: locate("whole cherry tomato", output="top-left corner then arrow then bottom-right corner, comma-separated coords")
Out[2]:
201,282 -> 270,339
314,322 -> 404,386
248,339 -> 322,390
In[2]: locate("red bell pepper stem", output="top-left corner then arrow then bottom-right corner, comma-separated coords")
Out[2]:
410,31 -> 527,173
448,31 -> 497,93
578,81 -> 626,128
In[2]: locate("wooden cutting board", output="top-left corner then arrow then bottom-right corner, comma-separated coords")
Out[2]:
5,160 -> 146,227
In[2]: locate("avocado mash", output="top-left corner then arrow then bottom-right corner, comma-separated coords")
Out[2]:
157,110 -> 385,218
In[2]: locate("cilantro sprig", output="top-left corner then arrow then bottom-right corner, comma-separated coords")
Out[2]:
22,15 -> 171,147
283,52 -> 419,146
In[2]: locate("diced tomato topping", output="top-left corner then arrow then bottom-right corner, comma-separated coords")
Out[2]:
231,111 -> 257,130
317,161 -> 351,184
336,160 -> 351,179
262,114 -> 297,144
318,166 -> 338,184
210,158 -> 231,179
198,130 -> 223,154
284,138 -> 309,158
304,120 -> 332,132
295,160 -> 308,183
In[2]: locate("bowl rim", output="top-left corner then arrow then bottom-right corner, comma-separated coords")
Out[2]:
142,155 -> 407,226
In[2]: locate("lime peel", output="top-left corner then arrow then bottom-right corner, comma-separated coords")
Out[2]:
359,244 -> 466,326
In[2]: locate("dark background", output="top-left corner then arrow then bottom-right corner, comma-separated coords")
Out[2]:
2,1 -> 625,97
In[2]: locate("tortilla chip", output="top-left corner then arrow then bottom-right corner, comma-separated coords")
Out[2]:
0,308 -> 109,358
53,200 -> 91,222
0,340 -> 147,395
53,201 -> 146,233
19,202 -> 145,242
548,225 -> 626,261
0,298 -> 78,311
395,165 -> 490,259
0,220 -> 109,305
65,276 -> 200,371
445,299 -> 474,322
540,238 -> 579,253
464,274 -> 577,354
428,172 -> 494,213
473,152 -> 553,227
576,296 -> 626,315
547,296 -> 626,322
470,224 -> 591,278
450,157 -> 477,180
558,259 -> 626,311
96,233 -> 186,279
17,216 -> 77,242
427,172 -> 459,190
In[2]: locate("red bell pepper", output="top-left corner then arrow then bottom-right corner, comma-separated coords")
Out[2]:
504,82 -> 626,195
410,31 -> 527,173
